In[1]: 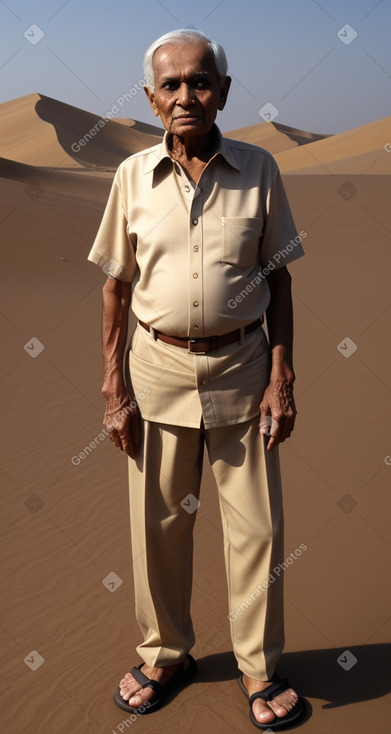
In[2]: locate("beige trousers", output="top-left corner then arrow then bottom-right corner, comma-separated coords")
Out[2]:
127,416 -> 284,680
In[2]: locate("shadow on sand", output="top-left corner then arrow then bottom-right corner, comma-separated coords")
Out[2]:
194,643 -> 390,710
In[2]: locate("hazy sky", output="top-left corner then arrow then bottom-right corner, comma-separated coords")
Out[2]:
1,0 -> 390,135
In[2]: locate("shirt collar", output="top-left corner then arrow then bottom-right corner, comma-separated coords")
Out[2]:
142,123 -> 241,175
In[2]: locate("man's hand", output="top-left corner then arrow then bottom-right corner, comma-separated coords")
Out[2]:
259,379 -> 297,451
103,393 -> 141,459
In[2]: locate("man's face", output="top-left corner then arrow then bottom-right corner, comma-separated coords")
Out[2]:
145,41 -> 231,138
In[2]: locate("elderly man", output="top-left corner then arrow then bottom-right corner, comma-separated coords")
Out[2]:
88,29 -> 306,731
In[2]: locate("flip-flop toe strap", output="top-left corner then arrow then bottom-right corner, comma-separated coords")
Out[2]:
248,679 -> 290,706
130,666 -> 164,696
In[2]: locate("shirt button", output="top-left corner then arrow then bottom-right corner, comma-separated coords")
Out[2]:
201,380 -> 206,385
192,218 -> 198,225
193,272 -> 198,279
193,245 -> 199,252
194,325 -> 199,330
193,301 -> 199,307
184,184 -> 191,192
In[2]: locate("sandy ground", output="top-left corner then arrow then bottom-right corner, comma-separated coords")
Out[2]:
1,93 -> 391,733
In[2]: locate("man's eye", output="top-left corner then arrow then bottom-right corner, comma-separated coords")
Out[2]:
194,80 -> 209,89
162,81 -> 177,91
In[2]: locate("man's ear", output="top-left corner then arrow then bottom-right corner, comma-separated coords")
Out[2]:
144,86 -> 159,117
218,75 -> 231,111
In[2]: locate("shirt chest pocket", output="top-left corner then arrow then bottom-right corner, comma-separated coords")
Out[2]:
221,217 -> 263,269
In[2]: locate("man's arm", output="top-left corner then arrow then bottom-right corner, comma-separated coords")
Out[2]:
101,276 -> 140,458
259,265 -> 297,451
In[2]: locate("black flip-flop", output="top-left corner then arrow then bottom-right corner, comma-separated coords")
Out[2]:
113,653 -> 197,714
238,674 -> 306,730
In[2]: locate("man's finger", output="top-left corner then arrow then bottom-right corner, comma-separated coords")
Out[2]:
267,409 -> 297,448
266,435 -> 277,451
259,414 -> 279,437
122,413 -> 141,459
109,430 -> 122,449
123,432 -> 140,459
264,414 -> 289,449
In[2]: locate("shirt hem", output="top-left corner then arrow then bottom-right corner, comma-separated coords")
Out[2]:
139,410 -> 260,430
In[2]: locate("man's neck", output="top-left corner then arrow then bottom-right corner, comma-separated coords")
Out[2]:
167,125 -> 219,165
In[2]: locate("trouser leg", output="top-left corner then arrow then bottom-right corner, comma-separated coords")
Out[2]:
128,419 -> 204,667
205,417 -> 284,680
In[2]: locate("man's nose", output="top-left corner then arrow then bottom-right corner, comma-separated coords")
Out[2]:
176,83 -> 194,106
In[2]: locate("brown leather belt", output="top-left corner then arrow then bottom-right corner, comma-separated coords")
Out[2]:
139,317 -> 263,354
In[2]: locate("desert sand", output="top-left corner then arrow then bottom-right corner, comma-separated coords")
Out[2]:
1,93 -> 390,733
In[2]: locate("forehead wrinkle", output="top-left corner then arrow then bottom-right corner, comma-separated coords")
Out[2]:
160,69 -> 211,82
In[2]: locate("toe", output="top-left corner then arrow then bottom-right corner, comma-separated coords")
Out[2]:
119,684 -> 137,701
128,688 -> 156,707
119,673 -> 133,689
127,693 -> 143,707
118,672 -> 141,700
269,701 -> 289,717
268,689 -> 298,717
119,687 -> 133,701
252,699 -> 276,724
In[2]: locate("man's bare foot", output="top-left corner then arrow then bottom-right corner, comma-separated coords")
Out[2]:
242,674 -> 299,726
118,659 -> 189,708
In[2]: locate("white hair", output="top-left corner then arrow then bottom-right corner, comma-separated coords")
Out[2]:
143,29 -> 228,90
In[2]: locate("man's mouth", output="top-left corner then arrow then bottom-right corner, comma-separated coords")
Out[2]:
174,115 -> 199,121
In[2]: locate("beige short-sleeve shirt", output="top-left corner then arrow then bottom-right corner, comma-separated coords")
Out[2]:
88,125 -> 304,428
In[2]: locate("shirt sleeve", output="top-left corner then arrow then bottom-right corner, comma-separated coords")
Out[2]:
87,171 -> 137,282
259,162 -> 305,269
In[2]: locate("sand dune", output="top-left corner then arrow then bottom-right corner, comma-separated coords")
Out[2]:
275,115 -> 391,173
280,148 -> 391,175
1,94 -> 391,734
3,93 -> 389,177
225,120 -> 329,154
227,116 -> 391,175
0,93 -> 163,169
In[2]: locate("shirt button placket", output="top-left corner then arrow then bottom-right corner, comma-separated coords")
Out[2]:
189,193 -> 203,337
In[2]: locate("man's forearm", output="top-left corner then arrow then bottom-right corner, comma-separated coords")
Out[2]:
265,266 -> 295,384
101,277 -> 132,398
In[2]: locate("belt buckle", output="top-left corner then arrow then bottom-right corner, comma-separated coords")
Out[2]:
188,339 -> 209,354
